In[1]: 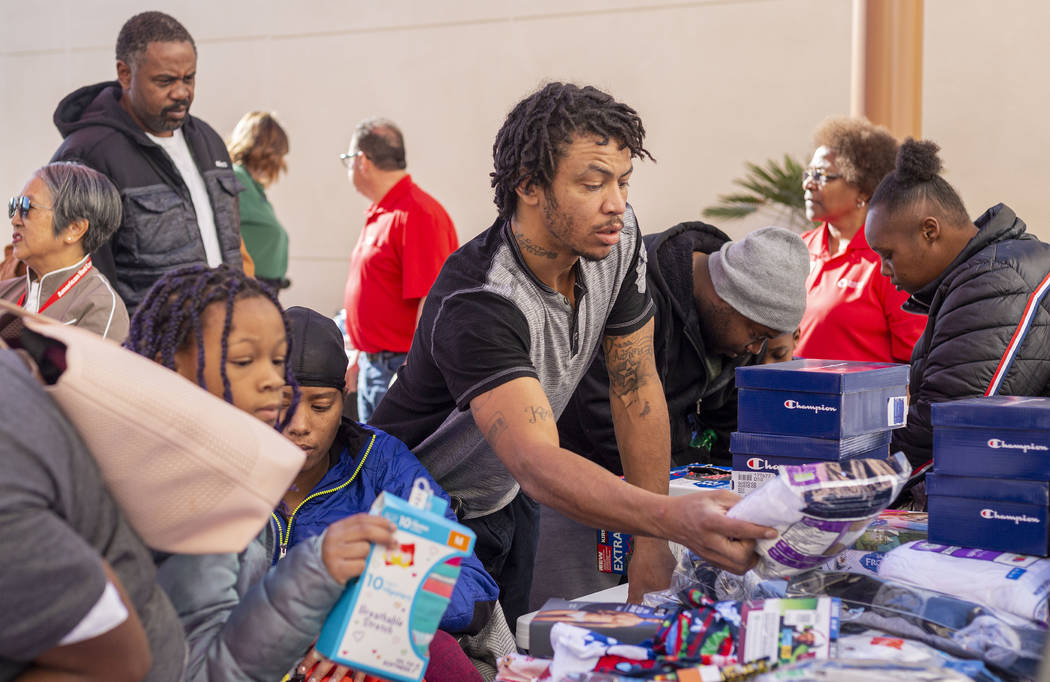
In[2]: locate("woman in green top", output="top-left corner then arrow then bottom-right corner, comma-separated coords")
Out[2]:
228,111 -> 291,291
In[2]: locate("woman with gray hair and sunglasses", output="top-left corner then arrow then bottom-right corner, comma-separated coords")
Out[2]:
1,161 -> 129,341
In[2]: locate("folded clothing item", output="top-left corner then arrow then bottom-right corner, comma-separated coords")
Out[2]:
878,541 -> 1050,626
726,453 -> 912,577
548,623 -> 650,682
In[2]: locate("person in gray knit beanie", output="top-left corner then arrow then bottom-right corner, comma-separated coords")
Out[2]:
708,226 -> 809,333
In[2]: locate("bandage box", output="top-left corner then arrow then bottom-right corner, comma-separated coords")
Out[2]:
729,432 -> 890,495
926,473 -> 1050,557
736,359 -> 909,438
932,396 -> 1050,481
315,487 -> 475,682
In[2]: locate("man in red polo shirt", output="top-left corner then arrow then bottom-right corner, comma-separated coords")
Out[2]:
342,118 -> 458,421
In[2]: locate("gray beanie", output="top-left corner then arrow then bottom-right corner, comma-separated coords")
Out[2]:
708,226 -> 809,333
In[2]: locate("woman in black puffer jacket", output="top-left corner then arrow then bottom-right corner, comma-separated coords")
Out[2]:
865,139 -> 1050,484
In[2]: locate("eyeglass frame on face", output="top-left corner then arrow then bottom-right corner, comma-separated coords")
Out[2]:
339,151 -> 363,168
8,195 -> 52,220
801,168 -> 844,186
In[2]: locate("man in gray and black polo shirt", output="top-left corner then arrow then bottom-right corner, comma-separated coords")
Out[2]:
371,82 -> 776,628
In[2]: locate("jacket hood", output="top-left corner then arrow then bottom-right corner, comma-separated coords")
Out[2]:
644,220 -> 731,342
907,203 -> 1029,312
53,81 -> 152,143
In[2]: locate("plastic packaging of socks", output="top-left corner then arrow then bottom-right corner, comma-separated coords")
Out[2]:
726,453 -> 912,578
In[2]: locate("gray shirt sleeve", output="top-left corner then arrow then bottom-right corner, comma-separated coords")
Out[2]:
0,449 -> 106,661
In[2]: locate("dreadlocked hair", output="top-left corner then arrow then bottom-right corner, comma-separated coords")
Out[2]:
490,82 -> 654,220
124,264 -> 300,430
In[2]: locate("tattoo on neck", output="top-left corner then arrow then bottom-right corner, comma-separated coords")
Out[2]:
515,231 -> 558,260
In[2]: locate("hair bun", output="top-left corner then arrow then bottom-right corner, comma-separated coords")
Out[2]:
896,138 -> 942,183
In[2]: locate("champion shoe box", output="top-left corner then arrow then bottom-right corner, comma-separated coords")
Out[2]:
927,473 -> 1049,556
731,360 -> 907,494
730,431 -> 891,495
927,397 -> 1050,556
736,359 -> 909,439
931,396 -> 1050,480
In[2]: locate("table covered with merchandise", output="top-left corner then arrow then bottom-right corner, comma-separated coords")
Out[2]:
500,361 -> 1050,682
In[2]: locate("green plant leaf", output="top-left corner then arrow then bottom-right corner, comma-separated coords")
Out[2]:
703,153 -> 809,230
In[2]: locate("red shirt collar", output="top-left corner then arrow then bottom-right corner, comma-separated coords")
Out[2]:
365,174 -> 412,220
813,222 -> 870,257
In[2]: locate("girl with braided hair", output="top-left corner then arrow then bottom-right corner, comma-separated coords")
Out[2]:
125,263 -> 401,682
125,262 -> 299,429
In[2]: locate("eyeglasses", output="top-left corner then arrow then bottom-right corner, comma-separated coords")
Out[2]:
8,195 -> 52,220
339,151 -> 363,168
802,169 -> 843,186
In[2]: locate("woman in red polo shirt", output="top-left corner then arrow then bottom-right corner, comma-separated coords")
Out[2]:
795,117 -> 926,363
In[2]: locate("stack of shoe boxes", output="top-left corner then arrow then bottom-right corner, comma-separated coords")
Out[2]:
732,359 -> 910,495
927,396 -> 1050,556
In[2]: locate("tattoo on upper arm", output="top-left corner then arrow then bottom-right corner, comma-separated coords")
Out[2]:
604,334 -> 655,410
515,230 -> 558,260
525,404 -> 554,423
485,412 -> 509,444
472,398 -> 509,446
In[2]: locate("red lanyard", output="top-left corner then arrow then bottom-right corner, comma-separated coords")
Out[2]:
17,258 -> 93,313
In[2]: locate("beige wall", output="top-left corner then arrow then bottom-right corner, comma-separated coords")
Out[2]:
1,0 -> 1046,315
924,0 -> 1050,238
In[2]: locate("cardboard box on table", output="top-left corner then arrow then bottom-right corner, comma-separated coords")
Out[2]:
932,396 -> 1050,480
527,598 -> 672,658
729,431 -> 891,495
927,472 -> 1049,557
735,359 -> 909,438
315,486 -> 475,682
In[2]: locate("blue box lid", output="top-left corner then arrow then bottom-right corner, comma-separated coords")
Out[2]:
931,396 -> 1050,429
735,359 -> 909,393
730,430 -> 891,459
926,472 -> 1050,505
